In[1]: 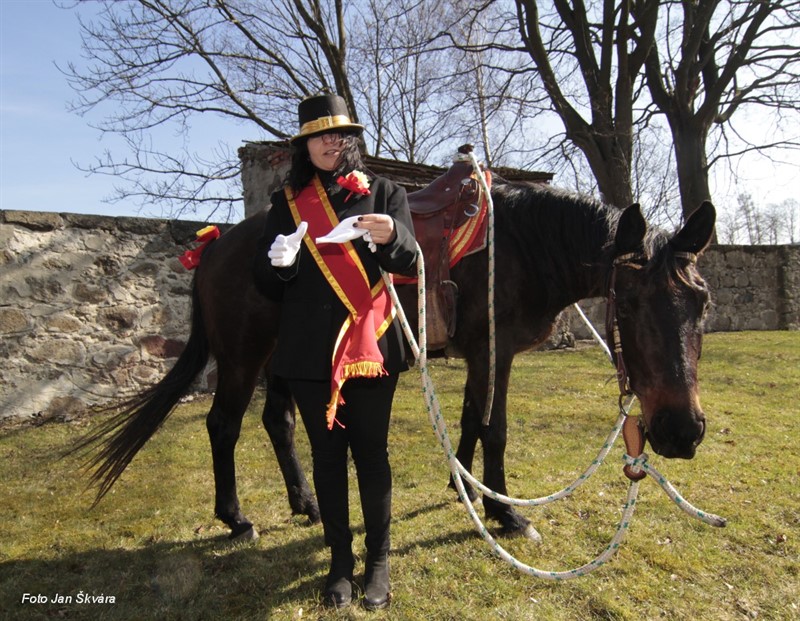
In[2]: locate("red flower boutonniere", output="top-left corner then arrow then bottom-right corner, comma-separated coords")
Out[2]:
336,170 -> 371,202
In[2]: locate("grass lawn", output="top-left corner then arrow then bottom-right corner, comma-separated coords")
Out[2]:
1,332 -> 797,620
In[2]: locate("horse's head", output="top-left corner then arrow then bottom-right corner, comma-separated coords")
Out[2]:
609,201 -> 716,459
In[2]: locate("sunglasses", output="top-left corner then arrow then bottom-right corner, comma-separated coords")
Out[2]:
310,132 -> 344,144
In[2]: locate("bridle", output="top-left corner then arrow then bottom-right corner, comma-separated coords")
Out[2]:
605,249 -> 699,480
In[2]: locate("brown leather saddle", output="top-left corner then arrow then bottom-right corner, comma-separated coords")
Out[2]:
405,158 -> 487,350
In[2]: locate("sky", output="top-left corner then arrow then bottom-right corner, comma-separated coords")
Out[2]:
0,0 -> 255,220
1,0 -> 798,224
1,0 -> 139,217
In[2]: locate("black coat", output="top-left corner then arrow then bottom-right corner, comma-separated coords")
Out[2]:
260,174 -> 417,381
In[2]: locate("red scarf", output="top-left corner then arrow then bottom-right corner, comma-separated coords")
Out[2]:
286,176 -> 395,429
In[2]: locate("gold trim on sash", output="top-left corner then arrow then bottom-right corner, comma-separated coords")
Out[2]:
284,174 -> 397,429
285,177 -> 374,318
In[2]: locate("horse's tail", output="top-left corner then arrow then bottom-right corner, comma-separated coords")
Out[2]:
75,281 -> 210,506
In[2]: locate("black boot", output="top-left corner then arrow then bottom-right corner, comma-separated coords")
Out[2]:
363,553 -> 390,611
323,547 -> 354,609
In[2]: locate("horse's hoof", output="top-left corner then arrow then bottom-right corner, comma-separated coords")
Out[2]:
522,524 -> 542,543
501,523 -> 543,543
229,525 -> 259,543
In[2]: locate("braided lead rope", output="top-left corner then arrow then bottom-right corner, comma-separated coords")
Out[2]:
573,302 -> 613,363
381,246 -> 725,580
451,406 -> 628,507
457,303 -> 637,507
623,454 -> 727,527
386,252 -> 633,507
430,364 -> 642,580
463,151 -> 498,427
382,249 -> 641,579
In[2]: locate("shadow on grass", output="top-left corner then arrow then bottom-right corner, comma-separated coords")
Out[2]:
1,529 -> 332,620
2,497 -> 492,620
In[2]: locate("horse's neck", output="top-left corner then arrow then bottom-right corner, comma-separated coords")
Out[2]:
534,202 -> 613,309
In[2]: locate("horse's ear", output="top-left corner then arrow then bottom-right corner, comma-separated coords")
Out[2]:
614,203 -> 646,254
671,201 -> 716,255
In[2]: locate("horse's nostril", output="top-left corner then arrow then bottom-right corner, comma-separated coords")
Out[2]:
646,409 -> 706,459
694,417 -> 706,447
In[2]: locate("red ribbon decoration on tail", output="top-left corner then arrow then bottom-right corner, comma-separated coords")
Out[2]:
179,225 -> 220,270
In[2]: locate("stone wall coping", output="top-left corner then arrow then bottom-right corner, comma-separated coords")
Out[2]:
0,209 -> 232,244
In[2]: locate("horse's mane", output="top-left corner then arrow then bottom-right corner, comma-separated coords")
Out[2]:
491,182 -> 617,275
490,182 -> 693,301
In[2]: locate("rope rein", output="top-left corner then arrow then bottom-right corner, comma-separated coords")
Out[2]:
376,164 -> 725,579
455,149 -> 497,426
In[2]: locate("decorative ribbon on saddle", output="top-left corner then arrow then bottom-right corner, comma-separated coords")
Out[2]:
286,176 -> 396,430
394,170 -> 491,285
179,225 -> 221,270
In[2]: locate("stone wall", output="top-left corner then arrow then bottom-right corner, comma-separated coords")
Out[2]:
563,244 -> 800,339
0,210 -> 228,425
1,209 -> 797,425
701,244 -> 800,331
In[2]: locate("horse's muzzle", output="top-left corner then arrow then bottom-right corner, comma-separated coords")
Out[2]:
644,410 -> 706,459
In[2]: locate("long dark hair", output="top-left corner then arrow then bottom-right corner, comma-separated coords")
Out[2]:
287,132 -> 366,194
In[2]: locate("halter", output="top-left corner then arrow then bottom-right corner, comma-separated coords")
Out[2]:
605,249 -> 699,480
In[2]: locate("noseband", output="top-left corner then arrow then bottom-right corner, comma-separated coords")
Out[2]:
605,249 -> 698,480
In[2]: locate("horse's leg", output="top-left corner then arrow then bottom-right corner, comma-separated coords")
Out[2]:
206,362 -> 261,541
262,373 -> 320,523
449,382 -> 481,502
468,351 -> 541,541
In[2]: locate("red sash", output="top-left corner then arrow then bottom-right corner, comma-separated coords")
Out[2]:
286,176 -> 395,429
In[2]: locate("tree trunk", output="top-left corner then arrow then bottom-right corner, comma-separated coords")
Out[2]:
575,132 -> 634,210
670,119 -> 717,240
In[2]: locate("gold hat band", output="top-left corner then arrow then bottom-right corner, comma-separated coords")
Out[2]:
298,115 -> 353,136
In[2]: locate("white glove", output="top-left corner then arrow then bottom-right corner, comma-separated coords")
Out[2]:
316,215 -> 377,252
268,221 -> 308,267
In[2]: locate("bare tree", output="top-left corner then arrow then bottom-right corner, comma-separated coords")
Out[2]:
631,125 -> 682,228
66,0 -> 519,216
718,193 -> 799,244
639,0 -> 800,224
511,0 -> 659,210
498,0 -> 800,233
63,0 -> 360,219
717,207 -> 744,243
438,1 -> 550,169
785,198 -> 800,244
739,192 -> 763,243
351,0 -> 461,163
66,0 -> 798,229
763,198 -> 799,243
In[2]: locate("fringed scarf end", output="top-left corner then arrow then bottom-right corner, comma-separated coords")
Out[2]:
342,360 -> 387,380
325,361 -> 386,430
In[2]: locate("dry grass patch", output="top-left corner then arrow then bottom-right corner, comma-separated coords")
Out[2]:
1,332 -> 797,620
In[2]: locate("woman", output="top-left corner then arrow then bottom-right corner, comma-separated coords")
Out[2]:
260,94 -> 417,610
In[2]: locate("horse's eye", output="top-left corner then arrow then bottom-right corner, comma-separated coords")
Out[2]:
616,296 -> 637,319
696,290 -> 711,319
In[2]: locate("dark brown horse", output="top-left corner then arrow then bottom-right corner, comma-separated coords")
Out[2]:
80,177 -> 716,541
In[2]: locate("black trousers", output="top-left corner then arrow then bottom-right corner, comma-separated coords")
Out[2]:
288,374 -> 398,556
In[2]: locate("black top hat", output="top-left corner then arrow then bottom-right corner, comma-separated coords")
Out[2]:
291,94 -> 364,143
